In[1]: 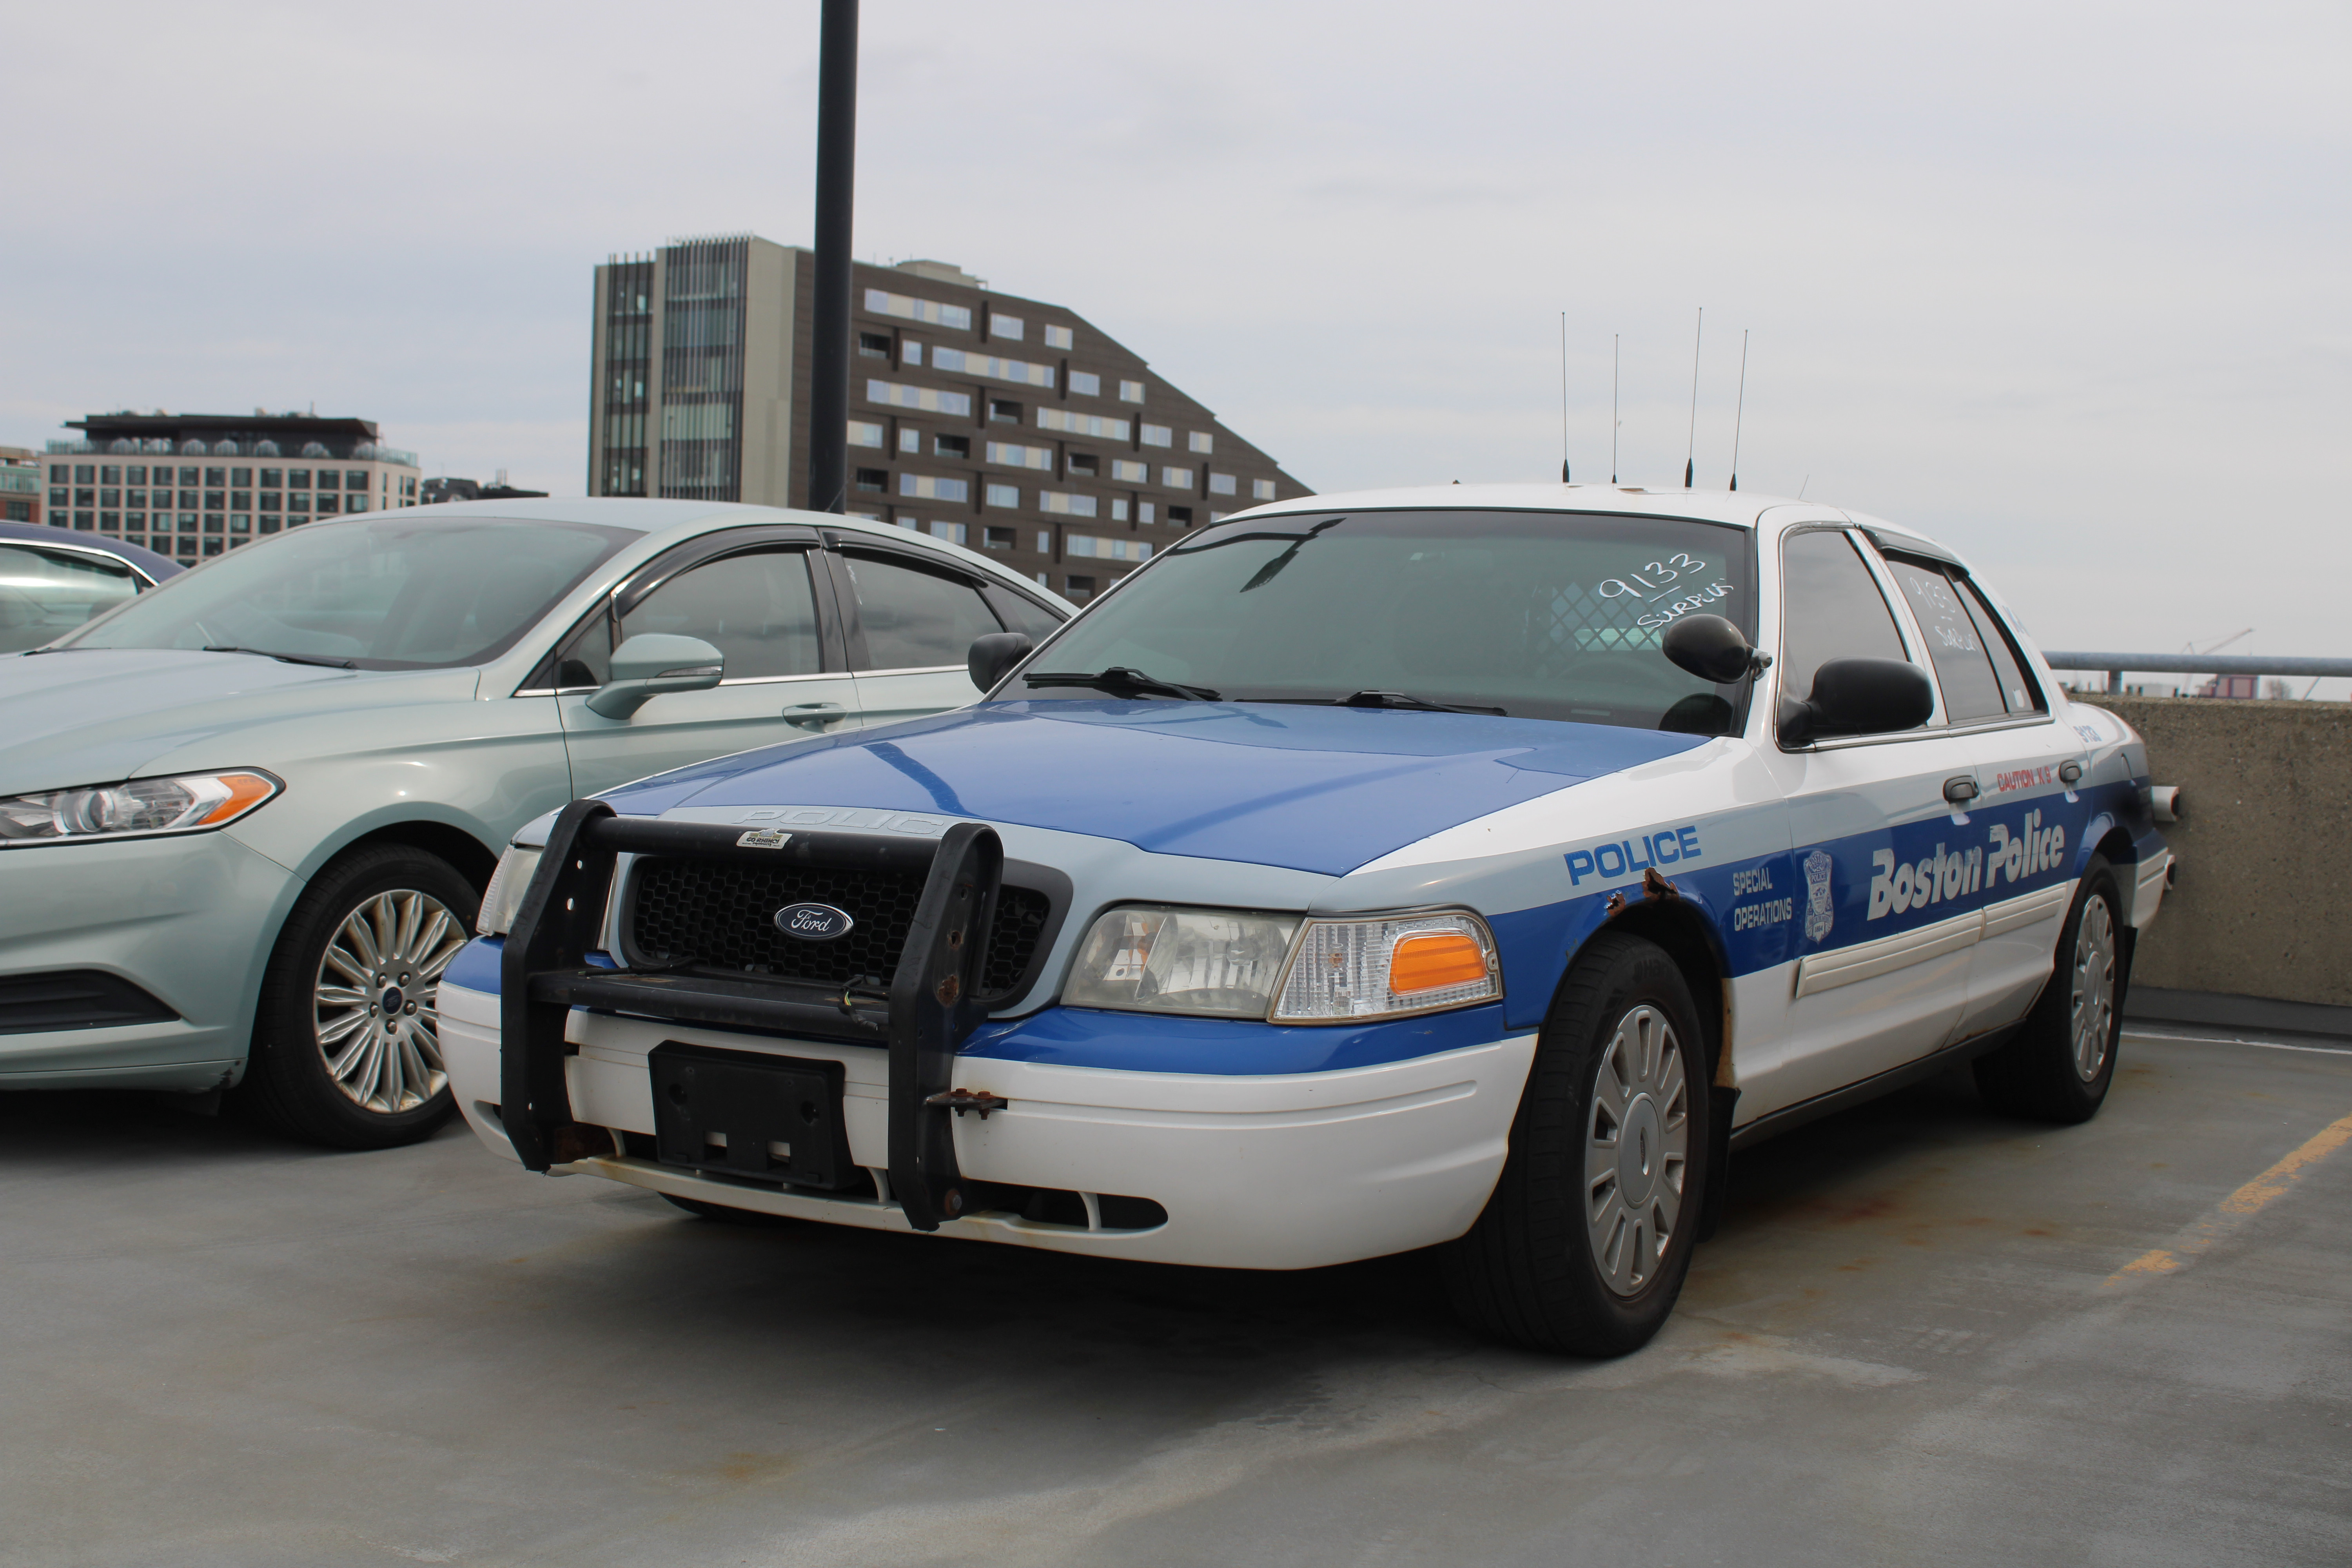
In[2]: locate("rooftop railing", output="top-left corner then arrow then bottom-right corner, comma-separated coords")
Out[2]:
2043,652 -> 2352,695
43,438 -> 419,466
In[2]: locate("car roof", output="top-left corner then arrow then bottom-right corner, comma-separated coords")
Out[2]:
0,521 -> 182,580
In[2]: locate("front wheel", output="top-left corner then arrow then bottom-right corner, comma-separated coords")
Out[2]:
238,845 -> 477,1149
1973,855 -> 2127,1124
1443,932 -> 1713,1357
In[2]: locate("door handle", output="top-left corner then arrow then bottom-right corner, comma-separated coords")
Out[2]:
783,701 -> 846,730
1942,775 -> 1980,805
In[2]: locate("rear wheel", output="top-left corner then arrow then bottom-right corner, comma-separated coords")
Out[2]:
239,845 -> 475,1149
1973,855 -> 2126,1124
1444,932 -> 1712,1357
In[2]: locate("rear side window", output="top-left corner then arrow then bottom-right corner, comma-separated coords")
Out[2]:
1779,530 -> 1907,703
1960,578 -> 2046,715
1882,555 -> 2005,722
0,544 -> 138,653
842,552 -> 1004,670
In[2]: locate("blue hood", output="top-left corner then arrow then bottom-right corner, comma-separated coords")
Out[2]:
608,700 -> 1710,877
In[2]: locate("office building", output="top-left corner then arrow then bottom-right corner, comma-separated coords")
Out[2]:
42,412 -> 423,562
589,238 -> 1311,599
0,447 -> 40,524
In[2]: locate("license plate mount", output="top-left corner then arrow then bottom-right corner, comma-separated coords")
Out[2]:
648,1043 -> 854,1191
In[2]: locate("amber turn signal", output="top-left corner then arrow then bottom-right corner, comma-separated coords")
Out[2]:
1387,931 -> 1491,995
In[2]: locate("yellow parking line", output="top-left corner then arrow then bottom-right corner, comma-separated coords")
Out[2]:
2103,1110 -> 2352,1288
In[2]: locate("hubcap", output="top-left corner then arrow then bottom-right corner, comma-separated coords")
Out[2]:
312,889 -> 465,1114
1583,1003 -> 1690,1297
2070,895 -> 2118,1082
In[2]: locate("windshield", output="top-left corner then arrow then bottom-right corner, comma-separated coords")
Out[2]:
1017,509 -> 1757,732
64,516 -> 633,669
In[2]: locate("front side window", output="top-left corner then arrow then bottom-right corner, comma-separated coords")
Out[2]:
1016,509 -> 1757,733
0,545 -> 139,653
1779,530 -> 1908,708
620,549 -> 821,681
65,516 -> 630,668
842,552 -> 1004,671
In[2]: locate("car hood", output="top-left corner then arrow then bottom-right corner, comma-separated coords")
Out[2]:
606,699 -> 1712,877
0,648 -> 473,795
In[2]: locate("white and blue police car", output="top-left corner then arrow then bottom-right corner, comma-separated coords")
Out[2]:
441,485 -> 2171,1356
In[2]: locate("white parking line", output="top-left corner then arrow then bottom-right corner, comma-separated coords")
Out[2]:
2123,1029 -> 2352,1057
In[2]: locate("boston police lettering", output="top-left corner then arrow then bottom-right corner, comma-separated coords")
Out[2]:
1867,808 -> 2067,920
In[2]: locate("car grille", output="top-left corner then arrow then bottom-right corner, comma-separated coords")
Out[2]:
628,858 -> 1053,1001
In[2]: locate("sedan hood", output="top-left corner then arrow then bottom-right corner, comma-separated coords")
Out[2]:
0,648 -> 470,795
607,700 -> 1711,876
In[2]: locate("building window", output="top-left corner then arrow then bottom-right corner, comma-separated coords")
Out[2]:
1035,408 -> 1129,441
1139,502 -> 1156,524
899,426 -> 920,454
929,521 -> 968,545
1066,534 -> 1150,563
100,465 -> 121,484
1188,432 -> 1214,454
1037,491 -> 1098,518
1118,380 -> 1145,404
260,493 -> 281,512
99,488 -> 120,507
51,465 -> 71,486
260,469 -> 282,488
859,332 -> 891,358
290,494 -> 310,513
983,526 -> 1016,552
986,483 -> 1019,508
899,474 -> 969,503
289,469 -> 310,488
855,468 -> 887,493
75,465 -> 95,483
1161,467 -> 1193,490
986,441 -> 1054,470
1036,531 -> 1053,554
1208,472 -> 1237,495
1064,575 -> 1096,603
230,514 -> 251,533
1252,478 -> 1277,500
1111,459 -> 1148,483
1044,324 -> 1074,351
75,488 -> 95,508
931,348 -> 1055,388
228,467 -> 250,486
850,420 -> 886,448
207,466 -> 229,486
902,342 -> 923,366
1111,498 -> 1130,522
205,491 -> 226,511
990,400 -> 1023,424
988,313 -> 1024,342
933,434 -> 970,459
1169,506 -> 1193,525
1069,371 -> 1101,397
229,490 -> 251,510
345,470 -> 366,490
1141,424 -> 1172,448
1068,454 -> 1098,477
868,379 -> 974,417
316,496 -> 340,515
99,512 -> 120,532
864,289 -> 971,330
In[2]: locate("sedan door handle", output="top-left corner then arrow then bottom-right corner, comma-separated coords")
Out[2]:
1942,775 -> 1980,805
783,701 -> 847,730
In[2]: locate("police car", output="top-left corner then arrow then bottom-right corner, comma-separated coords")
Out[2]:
441,486 -> 2171,1356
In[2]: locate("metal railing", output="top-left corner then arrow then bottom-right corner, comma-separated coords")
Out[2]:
2042,652 -> 2352,695
42,439 -> 419,467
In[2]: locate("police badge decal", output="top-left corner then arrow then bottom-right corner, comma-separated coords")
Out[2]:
1803,849 -> 1835,942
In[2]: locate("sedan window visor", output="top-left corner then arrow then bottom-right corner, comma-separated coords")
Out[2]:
1022,667 -> 1222,701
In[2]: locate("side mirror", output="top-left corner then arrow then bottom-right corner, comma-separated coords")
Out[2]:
968,631 -> 1033,693
1777,656 -> 1934,745
1661,614 -> 1766,684
585,633 -> 724,719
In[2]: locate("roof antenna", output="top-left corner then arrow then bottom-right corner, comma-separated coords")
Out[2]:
1611,334 -> 1620,484
1683,307 -> 1702,487
1559,312 -> 1571,483
1727,330 -> 1749,492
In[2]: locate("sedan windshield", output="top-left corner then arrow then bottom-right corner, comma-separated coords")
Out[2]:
1018,509 -> 1757,732
63,516 -> 633,670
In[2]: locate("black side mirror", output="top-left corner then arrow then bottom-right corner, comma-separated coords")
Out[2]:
1661,614 -> 1764,684
1778,656 -> 1934,745
968,632 -> 1033,693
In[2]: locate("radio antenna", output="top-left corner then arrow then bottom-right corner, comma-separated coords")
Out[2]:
1728,329 -> 1749,492
1611,334 -> 1620,483
1559,312 -> 1570,483
1683,307 -> 1703,487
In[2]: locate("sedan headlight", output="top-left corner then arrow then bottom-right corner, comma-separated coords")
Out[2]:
0,770 -> 281,846
476,843 -> 544,936
1270,911 -> 1501,1023
1063,905 -> 1302,1018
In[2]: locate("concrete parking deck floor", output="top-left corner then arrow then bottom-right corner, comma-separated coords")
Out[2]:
5,1030 -> 2349,1568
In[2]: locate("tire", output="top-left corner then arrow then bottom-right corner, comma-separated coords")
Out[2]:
662,1194 -> 797,1227
1973,855 -> 2127,1125
238,844 -> 478,1149
1444,932 -> 1713,1357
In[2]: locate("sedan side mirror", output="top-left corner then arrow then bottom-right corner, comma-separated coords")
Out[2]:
1777,656 -> 1934,746
968,631 -> 1033,693
586,633 -> 725,719
1661,614 -> 1768,684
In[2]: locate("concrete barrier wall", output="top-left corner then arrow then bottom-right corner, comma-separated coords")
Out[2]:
2088,695 -> 2352,1007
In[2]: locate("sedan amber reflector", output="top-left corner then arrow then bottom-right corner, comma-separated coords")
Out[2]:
1388,931 -> 1489,995
197,773 -> 280,825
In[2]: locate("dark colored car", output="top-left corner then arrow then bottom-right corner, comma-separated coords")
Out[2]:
0,523 -> 183,655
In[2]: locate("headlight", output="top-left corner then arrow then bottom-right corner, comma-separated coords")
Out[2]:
1270,911 -> 1500,1023
0,770 -> 280,846
1062,905 -> 1301,1018
476,843 -> 544,936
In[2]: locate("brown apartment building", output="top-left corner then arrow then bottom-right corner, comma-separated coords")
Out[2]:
588,236 -> 1312,601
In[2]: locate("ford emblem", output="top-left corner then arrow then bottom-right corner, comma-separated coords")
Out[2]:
775,902 -> 855,941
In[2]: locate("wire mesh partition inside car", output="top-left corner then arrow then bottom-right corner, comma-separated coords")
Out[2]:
628,858 -> 1053,1000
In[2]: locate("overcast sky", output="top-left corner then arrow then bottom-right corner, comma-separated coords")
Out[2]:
9,1 -> 2347,668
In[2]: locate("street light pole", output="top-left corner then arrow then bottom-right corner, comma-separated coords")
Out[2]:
806,0 -> 858,514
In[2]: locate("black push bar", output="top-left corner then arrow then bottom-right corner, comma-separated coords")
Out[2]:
499,799 -> 1004,1231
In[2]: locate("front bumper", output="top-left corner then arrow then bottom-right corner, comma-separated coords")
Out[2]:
0,830 -> 299,1089
441,973 -> 1535,1270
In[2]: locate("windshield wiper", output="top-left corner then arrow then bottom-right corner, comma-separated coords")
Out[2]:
1023,667 -> 1221,702
202,645 -> 358,670
1335,690 -> 1508,716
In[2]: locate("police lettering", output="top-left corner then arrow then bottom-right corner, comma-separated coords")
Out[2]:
1565,824 -> 1702,886
1866,809 -> 2070,920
